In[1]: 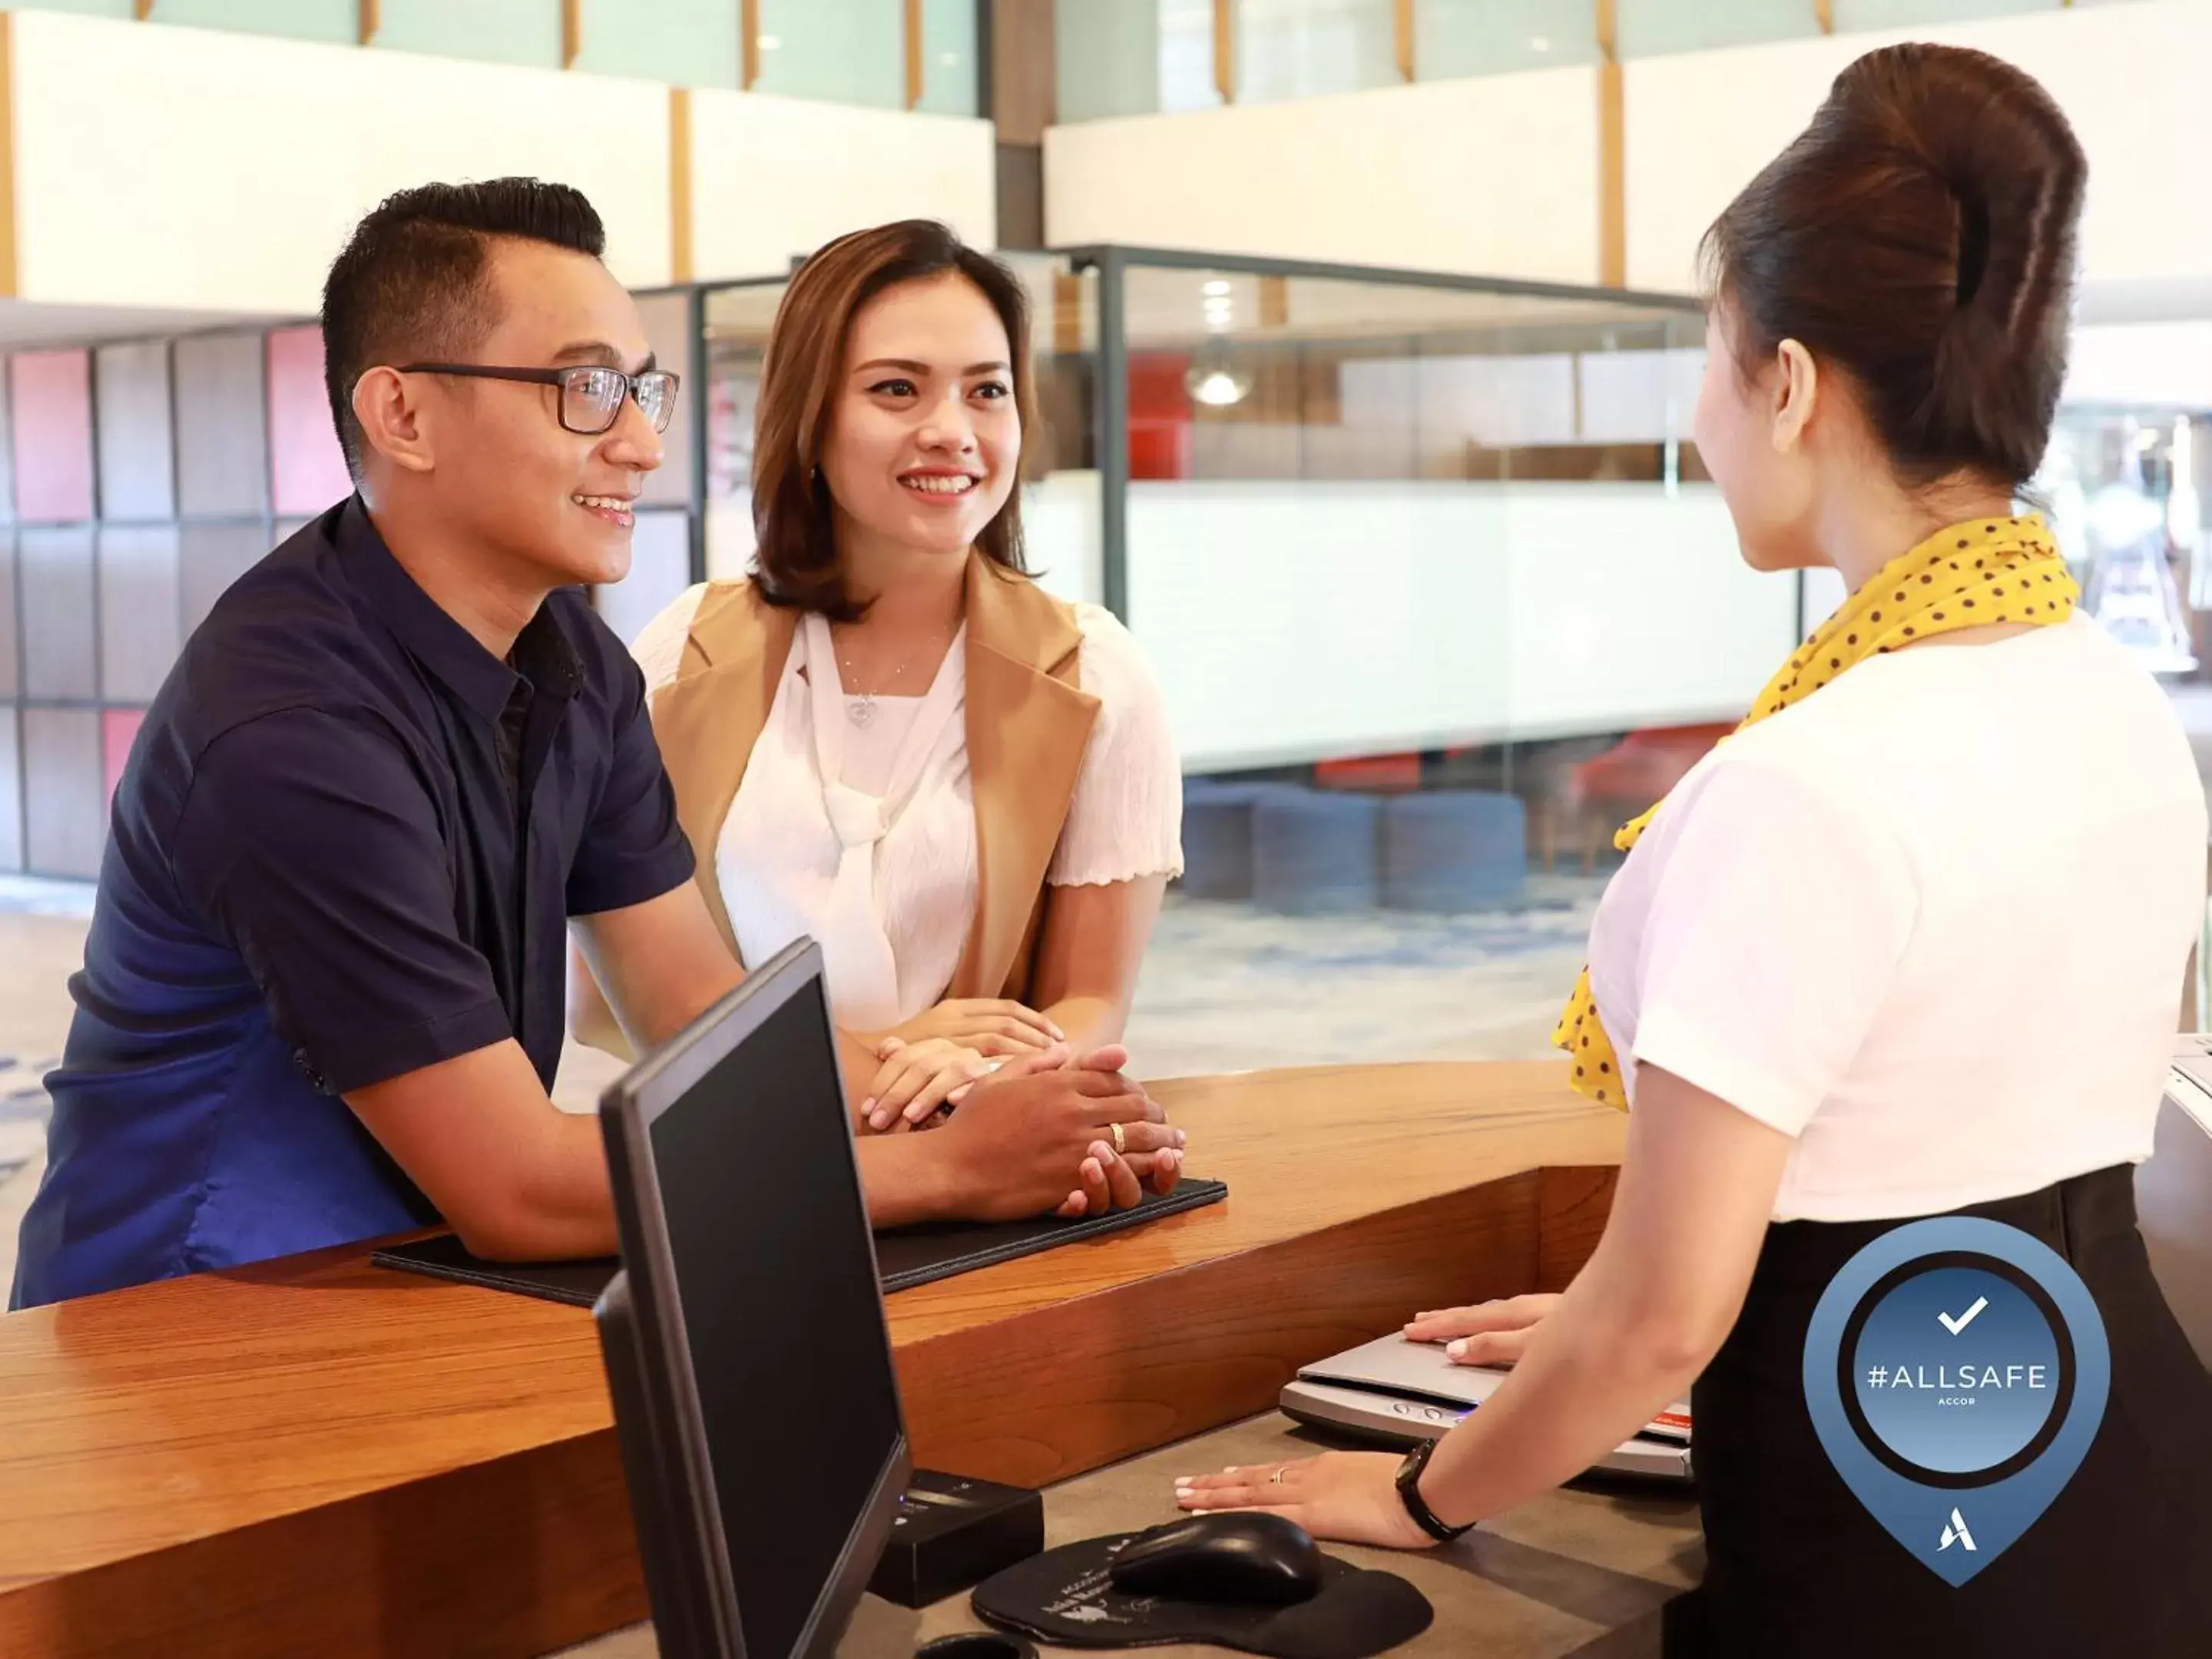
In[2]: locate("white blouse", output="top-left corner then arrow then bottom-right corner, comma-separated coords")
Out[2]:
632,587 -> 1184,1031
1586,616 -> 2207,1223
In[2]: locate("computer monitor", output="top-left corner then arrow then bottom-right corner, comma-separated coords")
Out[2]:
593,939 -> 912,1659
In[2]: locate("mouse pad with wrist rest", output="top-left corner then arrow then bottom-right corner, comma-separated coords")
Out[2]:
974,1533 -> 1432,1658
369,1177 -> 1228,1306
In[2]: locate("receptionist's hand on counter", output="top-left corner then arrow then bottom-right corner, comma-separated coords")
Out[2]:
1403,1293 -> 1562,1366
1176,1452 -> 1432,1551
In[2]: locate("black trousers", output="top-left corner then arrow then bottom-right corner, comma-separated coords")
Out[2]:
1666,1165 -> 2212,1657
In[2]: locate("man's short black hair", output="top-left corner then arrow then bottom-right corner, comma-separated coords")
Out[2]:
320,177 -> 607,478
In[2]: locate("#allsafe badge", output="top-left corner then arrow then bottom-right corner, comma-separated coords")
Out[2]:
1801,1217 -> 2111,1585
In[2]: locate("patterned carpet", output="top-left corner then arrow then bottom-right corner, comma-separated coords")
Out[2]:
0,875 -> 1604,1296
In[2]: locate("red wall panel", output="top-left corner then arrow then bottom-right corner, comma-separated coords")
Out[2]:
11,350 -> 95,523
102,708 -> 146,808
266,326 -> 352,518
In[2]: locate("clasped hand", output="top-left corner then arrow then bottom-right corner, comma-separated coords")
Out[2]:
858,998 -> 1064,1132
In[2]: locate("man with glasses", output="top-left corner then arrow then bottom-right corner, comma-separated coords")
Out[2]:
12,179 -> 1177,1309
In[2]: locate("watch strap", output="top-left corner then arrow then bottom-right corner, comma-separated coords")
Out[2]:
1395,1438 -> 1474,1542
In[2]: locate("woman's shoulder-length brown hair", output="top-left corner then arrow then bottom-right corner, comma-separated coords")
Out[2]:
752,219 -> 1035,621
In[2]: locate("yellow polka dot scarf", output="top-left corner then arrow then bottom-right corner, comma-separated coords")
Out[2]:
1553,513 -> 2080,1108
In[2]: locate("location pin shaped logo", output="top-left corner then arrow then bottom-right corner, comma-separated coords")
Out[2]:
1802,1216 -> 2110,1586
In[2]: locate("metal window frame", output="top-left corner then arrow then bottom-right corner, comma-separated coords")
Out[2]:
1058,242 -> 1706,630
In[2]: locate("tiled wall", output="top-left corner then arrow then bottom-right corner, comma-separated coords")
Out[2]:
0,295 -> 702,881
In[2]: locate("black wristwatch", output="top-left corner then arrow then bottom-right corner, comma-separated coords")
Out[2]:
1394,1438 -> 1475,1543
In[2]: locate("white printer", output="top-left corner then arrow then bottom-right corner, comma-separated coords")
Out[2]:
1280,1331 -> 1693,1482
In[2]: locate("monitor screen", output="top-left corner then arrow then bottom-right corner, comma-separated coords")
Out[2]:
598,942 -> 909,1659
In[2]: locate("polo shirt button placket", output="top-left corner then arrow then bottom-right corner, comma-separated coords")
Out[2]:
292,1048 -> 333,1096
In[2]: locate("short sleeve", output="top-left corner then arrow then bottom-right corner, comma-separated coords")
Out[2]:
631,581 -> 709,697
1628,756 -> 1919,1137
565,647 -> 697,918
171,708 -> 512,1096
1050,606 -> 1184,887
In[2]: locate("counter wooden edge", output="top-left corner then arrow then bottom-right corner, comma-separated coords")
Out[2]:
0,1157 -> 1622,1656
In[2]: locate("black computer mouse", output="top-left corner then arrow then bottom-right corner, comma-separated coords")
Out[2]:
1108,1512 -> 1323,1606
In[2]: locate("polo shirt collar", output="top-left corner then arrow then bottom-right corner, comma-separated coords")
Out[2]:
334,496 -> 581,722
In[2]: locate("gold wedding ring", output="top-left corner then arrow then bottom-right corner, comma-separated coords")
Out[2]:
1110,1121 -> 1128,1157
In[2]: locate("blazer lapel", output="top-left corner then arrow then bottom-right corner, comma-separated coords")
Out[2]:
648,582 -> 796,965
950,555 -> 1099,1000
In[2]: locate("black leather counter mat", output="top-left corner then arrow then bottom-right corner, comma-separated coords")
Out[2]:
370,1178 -> 1228,1308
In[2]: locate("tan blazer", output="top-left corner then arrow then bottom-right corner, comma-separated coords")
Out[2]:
574,553 -> 1101,1054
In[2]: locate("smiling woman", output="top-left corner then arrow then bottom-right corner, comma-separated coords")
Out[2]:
570,221 -> 1187,1139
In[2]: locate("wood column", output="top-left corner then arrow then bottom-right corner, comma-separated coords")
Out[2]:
1597,0 -> 1624,288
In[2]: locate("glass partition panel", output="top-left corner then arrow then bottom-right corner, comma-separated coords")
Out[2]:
1614,0 -> 1819,58
1235,0 -> 1398,104
1161,0 -> 1227,111
917,0 -> 982,117
1054,0 -> 1164,122
1416,0 -> 1601,80
1835,0 -> 2041,26
376,0 -> 564,68
574,0 -> 741,88
755,0 -> 906,109
1108,260 -> 1771,784
151,0 -> 354,43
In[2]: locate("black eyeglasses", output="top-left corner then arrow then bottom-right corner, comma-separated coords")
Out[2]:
396,363 -> 681,435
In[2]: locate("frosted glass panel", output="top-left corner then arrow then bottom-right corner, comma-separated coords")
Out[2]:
1836,0 -> 2037,25
98,525 -> 183,703
1161,0 -> 1222,113
1416,0 -> 1599,80
575,0 -> 740,88
755,0 -> 903,110
1237,0 -> 1396,104
20,527 -> 97,700
918,0 -> 980,117
23,708 -> 104,879
154,0 -> 355,44
1055,0 -> 1162,123
174,333 -> 270,520
12,1 -> 136,16
95,341 -> 176,523
1615,0 -> 1817,59
375,0 -> 563,68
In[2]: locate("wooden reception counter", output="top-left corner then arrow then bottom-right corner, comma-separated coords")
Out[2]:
0,1061 -> 1626,1658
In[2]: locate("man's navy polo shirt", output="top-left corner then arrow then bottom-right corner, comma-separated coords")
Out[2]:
10,498 -> 694,1308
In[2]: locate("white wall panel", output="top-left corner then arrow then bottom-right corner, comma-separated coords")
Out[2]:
4,8 -> 674,310
685,91 -> 996,281
1044,68 -> 1601,285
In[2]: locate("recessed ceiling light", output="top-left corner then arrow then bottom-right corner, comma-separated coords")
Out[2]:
758,35 -> 780,51
1202,280 -> 1232,297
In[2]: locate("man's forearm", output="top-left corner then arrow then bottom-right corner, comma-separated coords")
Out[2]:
630,962 -> 747,1053
854,1131 -> 965,1228
463,1108 -> 618,1261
